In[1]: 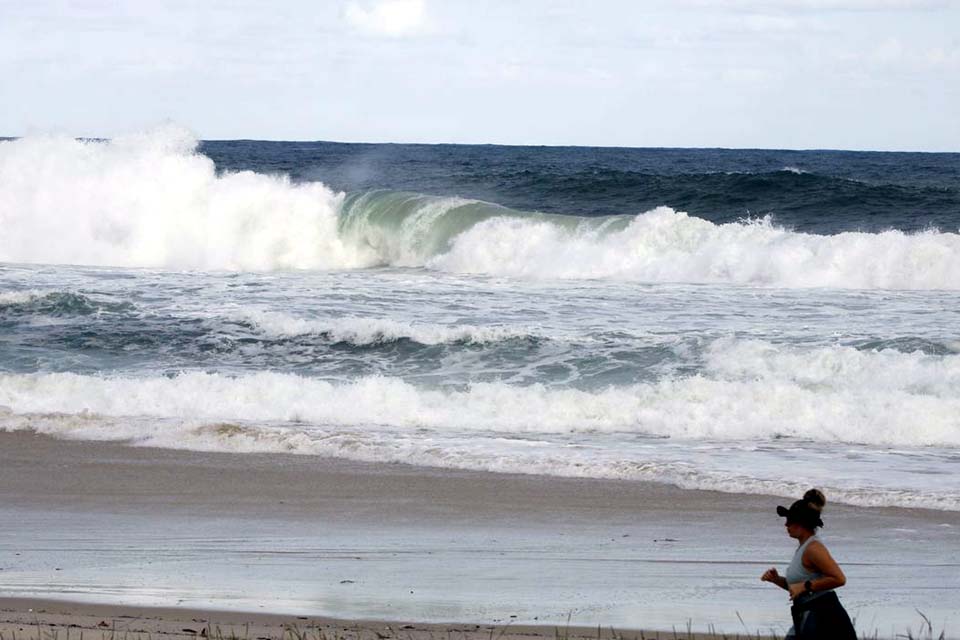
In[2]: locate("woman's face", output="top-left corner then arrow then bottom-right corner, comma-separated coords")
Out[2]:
785,521 -> 807,539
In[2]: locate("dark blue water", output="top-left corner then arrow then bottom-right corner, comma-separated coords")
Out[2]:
201,141 -> 960,233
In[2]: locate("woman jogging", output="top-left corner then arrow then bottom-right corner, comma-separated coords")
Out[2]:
761,489 -> 856,640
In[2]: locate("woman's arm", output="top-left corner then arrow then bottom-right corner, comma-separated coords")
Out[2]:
787,541 -> 847,599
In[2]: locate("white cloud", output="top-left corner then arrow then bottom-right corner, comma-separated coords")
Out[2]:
344,0 -> 427,37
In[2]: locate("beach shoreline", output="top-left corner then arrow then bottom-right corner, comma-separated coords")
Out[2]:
1,432 -> 957,639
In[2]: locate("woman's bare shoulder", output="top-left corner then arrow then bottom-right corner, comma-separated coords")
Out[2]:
803,538 -> 836,563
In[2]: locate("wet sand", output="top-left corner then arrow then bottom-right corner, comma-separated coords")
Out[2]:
1,432 -> 958,638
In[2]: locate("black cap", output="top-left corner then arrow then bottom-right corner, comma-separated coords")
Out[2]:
776,499 -> 824,529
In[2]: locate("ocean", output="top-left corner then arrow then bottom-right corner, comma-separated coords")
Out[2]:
2,125 -> 959,512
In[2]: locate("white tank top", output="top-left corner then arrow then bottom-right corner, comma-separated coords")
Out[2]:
786,535 -> 823,584
786,535 -> 834,603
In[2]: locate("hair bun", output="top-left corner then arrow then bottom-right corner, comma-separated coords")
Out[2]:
803,488 -> 826,513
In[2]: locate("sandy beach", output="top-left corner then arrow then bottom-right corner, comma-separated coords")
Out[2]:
1,432 -> 958,639
0,597 -> 770,640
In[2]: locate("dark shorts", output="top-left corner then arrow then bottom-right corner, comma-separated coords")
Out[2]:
787,591 -> 856,640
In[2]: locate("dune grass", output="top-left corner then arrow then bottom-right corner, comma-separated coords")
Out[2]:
0,612 -> 948,640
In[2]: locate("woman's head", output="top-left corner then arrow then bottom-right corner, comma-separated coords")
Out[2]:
777,488 -> 826,536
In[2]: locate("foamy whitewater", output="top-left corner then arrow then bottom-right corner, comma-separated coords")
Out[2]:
2,127 -> 959,510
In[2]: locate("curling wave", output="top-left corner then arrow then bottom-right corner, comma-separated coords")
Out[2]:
3,128 -> 960,290
340,190 -> 960,289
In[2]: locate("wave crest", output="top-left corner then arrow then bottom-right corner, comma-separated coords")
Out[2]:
3,128 -> 960,290
427,207 -> 960,289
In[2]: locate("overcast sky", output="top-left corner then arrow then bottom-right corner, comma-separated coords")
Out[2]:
1,0 -> 958,150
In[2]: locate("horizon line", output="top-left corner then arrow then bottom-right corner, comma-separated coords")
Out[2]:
2,133 -> 958,155
206,137 -> 960,154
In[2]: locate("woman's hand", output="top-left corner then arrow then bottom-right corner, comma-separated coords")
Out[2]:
761,568 -> 788,590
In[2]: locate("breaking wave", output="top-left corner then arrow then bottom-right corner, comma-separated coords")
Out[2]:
425,208 -> 960,288
2,127 -> 960,290
1,339 -> 958,446
0,127 -> 375,271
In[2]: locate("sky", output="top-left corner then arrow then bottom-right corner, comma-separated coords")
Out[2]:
1,0 -> 958,151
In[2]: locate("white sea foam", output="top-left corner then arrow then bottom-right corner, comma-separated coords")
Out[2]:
239,310 -> 537,345
0,290 -> 45,305
1,340 -> 958,446
0,127 -> 377,271
704,337 -> 960,398
430,208 -> 960,289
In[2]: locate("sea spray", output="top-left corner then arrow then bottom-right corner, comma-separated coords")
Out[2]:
0,126 -> 375,270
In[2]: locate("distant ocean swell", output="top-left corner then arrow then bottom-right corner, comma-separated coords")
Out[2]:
2,129 -> 960,290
